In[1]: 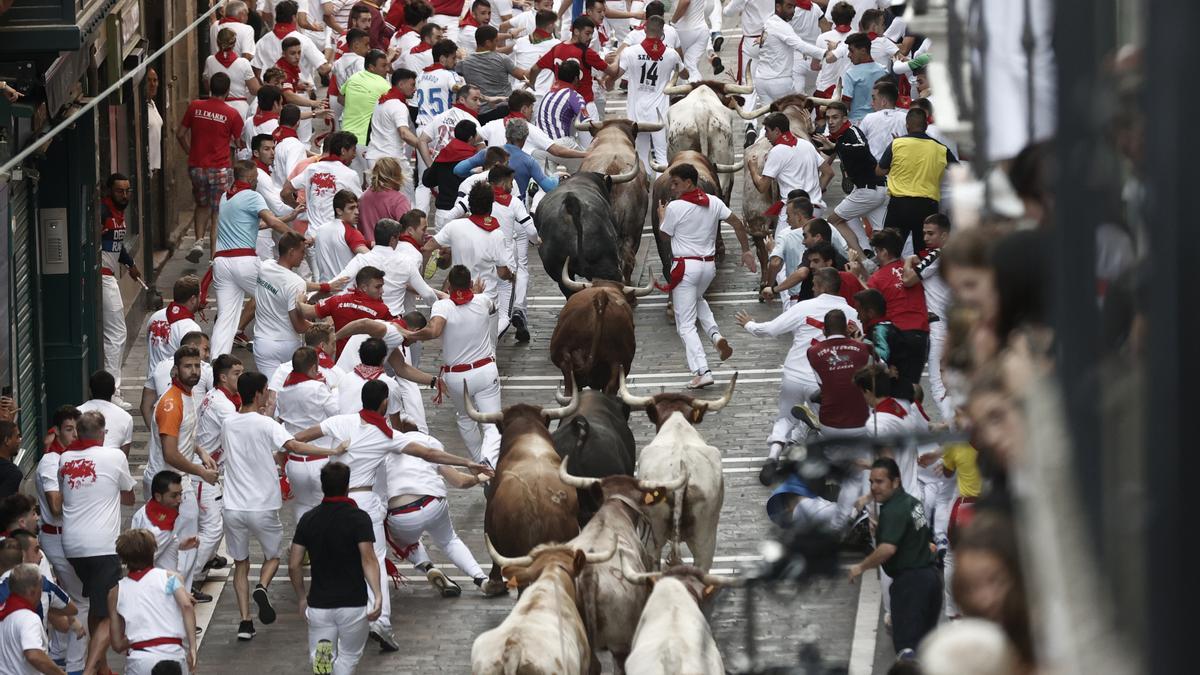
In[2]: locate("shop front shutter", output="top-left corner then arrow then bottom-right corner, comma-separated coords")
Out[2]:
9,176 -> 44,467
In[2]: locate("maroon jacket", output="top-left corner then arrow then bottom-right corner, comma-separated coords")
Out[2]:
806,336 -> 872,429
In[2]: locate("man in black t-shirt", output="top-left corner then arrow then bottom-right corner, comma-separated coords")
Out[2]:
289,462 -> 381,674
0,421 -> 23,499
816,102 -> 889,257
848,457 -> 941,658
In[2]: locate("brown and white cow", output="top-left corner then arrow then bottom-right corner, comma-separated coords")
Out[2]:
619,559 -> 738,675
662,80 -> 756,203
552,259 -> 653,393
467,389 -> 583,586
473,539 -> 618,675
619,372 -> 738,571
557,461 -> 687,673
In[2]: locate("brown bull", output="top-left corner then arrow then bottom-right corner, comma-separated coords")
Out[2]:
468,389 -> 583,586
551,259 -> 653,393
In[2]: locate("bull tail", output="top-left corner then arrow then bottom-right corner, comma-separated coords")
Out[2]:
502,638 -> 524,674
564,193 -> 585,275
585,292 -> 609,378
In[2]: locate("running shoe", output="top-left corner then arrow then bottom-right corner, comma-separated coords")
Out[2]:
478,577 -> 509,597
233,332 -> 253,350
712,33 -> 724,52
253,584 -> 276,624
237,619 -> 255,641
758,458 -> 781,486
686,371 -> 715,390
186,243 -> 204,264
369,624 -> 400,652
511,310 -> 530,343
790,403 -> 820,432
715,336 -> 733,361
426,568 -> 462,598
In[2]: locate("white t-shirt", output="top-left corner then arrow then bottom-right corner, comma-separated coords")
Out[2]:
313,223 -> 364,282
36,452 -> 64,528
145,359 -> 214,403
619,44 -> 683,122
210,20 -> 257,57
196,388 -> 239,461
489,193 -> 532,254
860,107 -> 908,161
129,504 -> 180,572
622,25 -> 681,50
755,14 -> 825,81
813,28 -> 852,92
788,3 -> 823,44
385,431 -> 448,498
762,139 -> 825,207
430,294 -> 496,367
269,360 -> 346,392
272,136 -> 308,182
743,293 -> 859,383
403,46 -> 435,74
204,55 -> 257,104
275,377 -> 341,435
726,0 -> 775,36
256,168 -> 290,219
390,30 -> 422,70
871,34 -> 900,68
511,37 -> 560,95
673,0 -> 710,30
251,29 -> 327,75
338,370 -> 405,416
220,412 -> 292,511
243,115 -> 280,161
335,325 -> 407,373
433,218 -> 509,298
290,159 -> 364,233
919,253 -> 951,319
331,52 -> 365,98
337,245 -> 439,315
59,444 -> 135,557
115,567 -> 187,645
77,399 -> 134,450
254,259 -> 308,344
414,67 -> 464,130
144,308 -> 203,379
660,194 -> 731,258
0,606 -> 46,675
419,107 -> 478,160
320,413 -> 420,489
367,96 -> 412,161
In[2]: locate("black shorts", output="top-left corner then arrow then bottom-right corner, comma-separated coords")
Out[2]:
68,555 -> 122,619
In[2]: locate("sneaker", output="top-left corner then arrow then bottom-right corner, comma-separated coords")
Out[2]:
511,310 -> 530,343
202,555 -> 228,572
185,243 -> 204,264
253,584 -> 276,624
686,371 -> 714,390
426,568 -> 462,598
233,332 -> 253,350
111,395 -> 133,411
313,639 -> 334,675
369,624 -> 400,652
477,577 -> 508,597
710,56 -> 724,75
790,403 -> 819,432
758,458 -> 781,486
237,619 -> 256,641
712,33 -> 724,51
715,336 -> 733,361
896,648 -> 916,662
191,587 -> 213,603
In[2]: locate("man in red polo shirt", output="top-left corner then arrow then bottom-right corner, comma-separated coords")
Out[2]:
177,72 -> 245,264
527,16 -> 619,127
865,227 -> 929,394
310,266 -> 394,355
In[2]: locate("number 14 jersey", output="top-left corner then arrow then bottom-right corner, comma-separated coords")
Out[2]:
619,45 -> 684,123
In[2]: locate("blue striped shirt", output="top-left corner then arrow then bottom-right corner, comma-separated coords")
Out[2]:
536,86 -> 586,140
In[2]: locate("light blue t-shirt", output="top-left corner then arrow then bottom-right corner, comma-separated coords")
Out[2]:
216,188 -> 269,251
841,62 -> 888,122
771,228 -> 809,275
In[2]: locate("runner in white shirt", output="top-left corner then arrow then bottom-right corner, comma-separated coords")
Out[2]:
336,217 -> 442,316
221,371 -> 345,641
336,337 -> 408,420
210,2 -> 257,59
811,1 -> 855,98
478,92 -> 588,167
656,164 -> 756,389
250,2 -> 330,79
254,233 -> 317,379
612,17 -> 684,173
426,186 -> 514,312
268,324 -> 347,392
142,333 -> 214,422
751,0 -> 832,107
109,529 -> 198,675
366,69 -> 431,195
192,355 -> 246,580
329,29 -> 369,125
250,134 -> 302,260
313,190 -> 371,282
205,28 -> 261,119
414,42 -> 464,132
335,314 -> 440,428
403,24 -> 443,73
786,0 -> 823,93
0,565 -> 57,675
859,80 -> 908,160
398,266 -> 503,465
667,0 -> 711,83
291,380 -> 491,648
270,105 -> 309,183
748,113 -> 826,239
129,470 -> 198,575
389,2 -> 432,69
857,367 -> 918,495
512,12 -> 560,101
242,87 -> 284,161
903,214 -> 954,421
481,166 -> 537,341
274,347 -> 341,522
736,269 -> 859,461
143,275 -> 203,380
77,371 -> 134,454
282,131 -> 364,236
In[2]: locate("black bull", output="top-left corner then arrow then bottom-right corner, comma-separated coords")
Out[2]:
551,390 -> 637,525
535,171 -> 625,297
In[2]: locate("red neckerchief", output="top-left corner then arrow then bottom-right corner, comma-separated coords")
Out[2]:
316,347 -> 336,369
875,397 -> 908,418
413,41 -> 434,54
272,125 -> 299,142
396,24 -> 415,37
144,498 -> 179,531
773,131 -> 798,147
797,0 -> 813,9
449,288 -> 474,305
827,120 -> 851,142
896,76 -> 912,109
127,567 -> 154,582
322,496 -> 358,505
167,301 -> 195,326
763,201 -> 785,217
436,138 -> 479,163
66,438 -> 103,451
834,23 -> 851,33
868,32 -> 879,41
399,234 -> 422,250
283,371 -> 325,387
504,111 -> 527,122
219,16 -> 240,25
915,401 -> 931,421
320,153 -> 348,165
219,386 -> 243,409
452,102 -> 478,117
102,197 -> 126,232
531,28 -> 553,42
172,378 -> 193,395
47,437 -> 67,455
469,214 -> 499,231
0,594 -> 38,621
641,38 -> 666,60
275,57 -> 302,86
354,364 -> 386,380
256,159 -> 273,175
359,409 -> 393,438
253,110 -> 279,127
225,180 -> 254,200
460,13 -> 480,28
550,79 -> 574,93
677,188 -> 710,207
214,49 -> 239,69
378,87 -> 408,104
272,22 -> 297,41
492,186 -> 512,206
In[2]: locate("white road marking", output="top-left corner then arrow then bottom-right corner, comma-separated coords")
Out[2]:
848,568 -> 883,675
501,367 -> 781,381
503,376 -> 780,391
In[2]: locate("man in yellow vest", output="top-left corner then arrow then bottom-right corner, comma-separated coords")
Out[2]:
877,107 -> 957,257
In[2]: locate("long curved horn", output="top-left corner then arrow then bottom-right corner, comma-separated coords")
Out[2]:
649,160 -> 669,172
554,387 -> 572,405
486,535 -> 533,569
577,120 -> 599,133
583,533 -> 619,564
561,258 -> 590,292
558,456 -> 602,490
807,96 -> 839,107
734,103 -> 771,120
725,82 -> 754,95
663,83 -> 694,96
619,550 -> 660,584
621,274 -> 656,298
700,572 -> 741,586
693,372 -> 738,412
617,370 -> 654,408
636,122 -> 664,132
609,165 -> 639,184
542,383 -> 581,420
463,385 -> 504,424
714,160 -> 744,173
637,464 -> 688,493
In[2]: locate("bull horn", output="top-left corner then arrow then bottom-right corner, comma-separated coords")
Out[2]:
734,103 -> 771,120
620,274 -> 656,298
561,258 -> 591,291
693,372 -> 738,412
486,535 -> 534,569
715,160 -> 744,173
649,160 -> 669,172
610,165 -> 639,184
725,83 -> 754,95
542,383 -> 581,420
807,96 -> 839,107
554,387 -> 572,405
577,120 -> 598,133
558,456 -> 602,490
619,550 -> 660,585
463,384 -> 504,424
663,83 -> 694,96
617,370 -> 654,408
583,533 -> 619,564
637,122 -> 664,132
637,464 -> 688,493
700,572 -> 741,586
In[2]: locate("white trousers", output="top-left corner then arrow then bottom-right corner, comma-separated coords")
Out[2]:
350,491 -> 392,631
256,230 -> 277,261
306,605 -> 369,675
253,337 -> 302,384
927,321 -> 953,422
393,376 -> 429,433
513,231 -> 531,313
677,27 -> 709,84
125,645 -> 188,675
833,186 -> 889,250
820,425 -> 871,531
41,532 -> 88,672
753,75 -> 794,110
176,482 -> 200,590
210,254 -> 261,358
442,363 -> 503,466
792,61 -> 817,95
385,497 -> 484,579
769,374 -> 819,446
943,547 -> 959,618
286,456 -> 330,523
101,275 -> 126,390
193,479 -> 224,582
635,129 -> 668,175
708,0 -> 724,33
670,259 -> 720,375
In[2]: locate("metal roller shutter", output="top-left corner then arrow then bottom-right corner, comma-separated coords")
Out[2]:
9,176 -> 44,468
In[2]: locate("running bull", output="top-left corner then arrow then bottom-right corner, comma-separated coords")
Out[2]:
537,169 -> 639,297
552,389 -> 638,525
662,80 -> 756,203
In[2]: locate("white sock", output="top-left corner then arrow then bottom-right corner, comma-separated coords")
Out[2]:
767,442 -> 785,460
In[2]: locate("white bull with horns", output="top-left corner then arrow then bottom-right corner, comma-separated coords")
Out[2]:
663,80 -> 759,202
